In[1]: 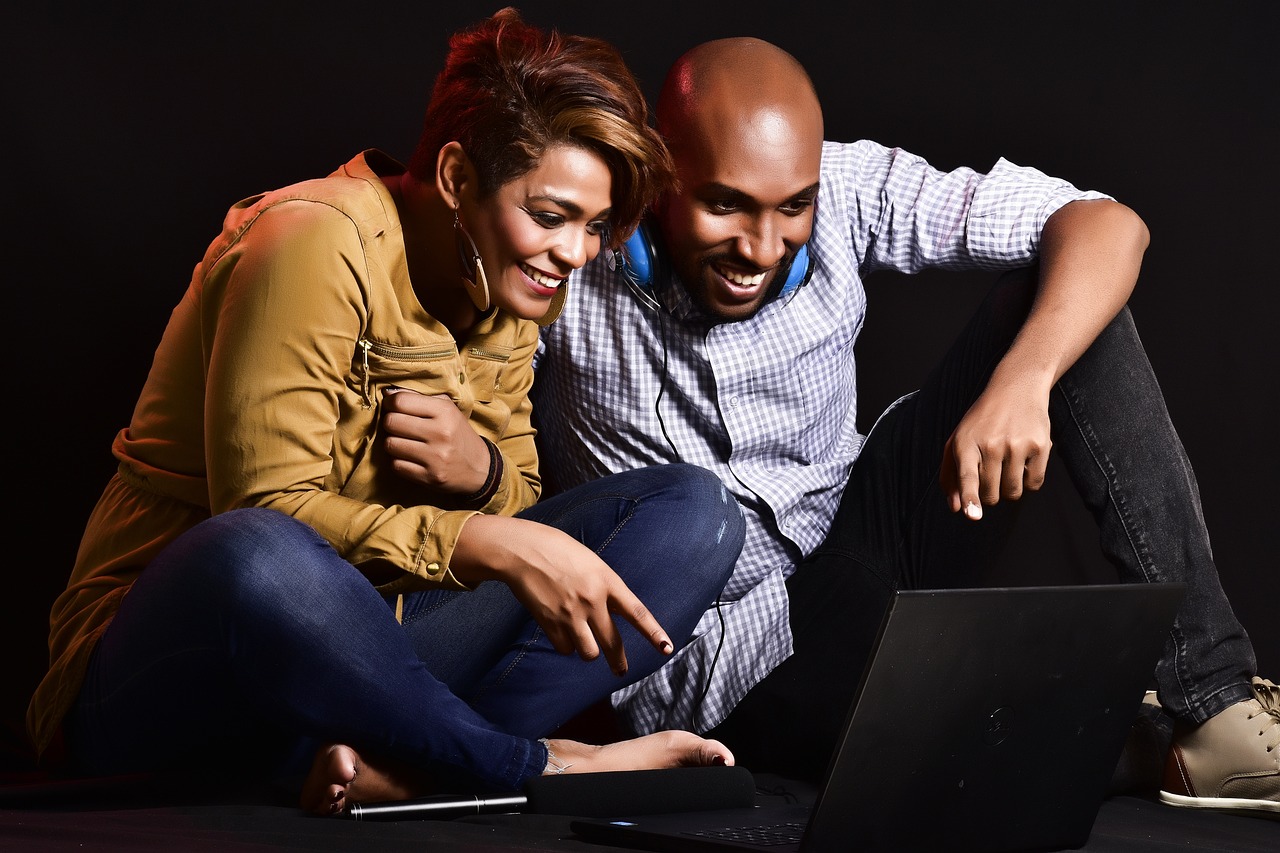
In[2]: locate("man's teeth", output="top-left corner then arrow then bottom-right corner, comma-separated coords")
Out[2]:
521,263 -> 561,288
722,269 -> 765,287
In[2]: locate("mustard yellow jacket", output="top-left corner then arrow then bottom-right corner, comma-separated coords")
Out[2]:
29,151 -> 541,758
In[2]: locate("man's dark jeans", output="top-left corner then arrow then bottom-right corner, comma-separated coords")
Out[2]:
711,268 -> 1256,781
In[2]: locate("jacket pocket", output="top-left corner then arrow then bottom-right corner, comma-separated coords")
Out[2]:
354,338 -> 456,408
463,344 -> 513,404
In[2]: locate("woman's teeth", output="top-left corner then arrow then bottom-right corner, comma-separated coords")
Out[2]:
520,263 -> 561,288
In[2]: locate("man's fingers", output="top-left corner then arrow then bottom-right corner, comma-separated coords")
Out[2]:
952,441 -> 985,521
1002,443 -> 1050,500
940,438 -> 962,512
1000,452 -> 1024,500
1024,447 -> 1049,492
383,390 -> 454,417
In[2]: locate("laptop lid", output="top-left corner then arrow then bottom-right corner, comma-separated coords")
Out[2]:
573,582 -> 1185,853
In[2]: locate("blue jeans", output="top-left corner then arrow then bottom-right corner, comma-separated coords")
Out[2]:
64,463 -> 744,792
711,269 -> 1256,780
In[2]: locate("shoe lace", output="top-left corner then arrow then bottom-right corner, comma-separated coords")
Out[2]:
1247,677 -> 1280,753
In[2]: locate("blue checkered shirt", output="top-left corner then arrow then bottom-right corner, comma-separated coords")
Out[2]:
532,140 -> 1108,734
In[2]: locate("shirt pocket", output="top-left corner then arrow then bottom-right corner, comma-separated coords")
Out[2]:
754,319 -> 857,462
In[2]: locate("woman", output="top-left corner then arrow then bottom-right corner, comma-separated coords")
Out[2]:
28,8 -> 744,815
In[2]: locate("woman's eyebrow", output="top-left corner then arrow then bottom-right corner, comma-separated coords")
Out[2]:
529,195 -> 611,219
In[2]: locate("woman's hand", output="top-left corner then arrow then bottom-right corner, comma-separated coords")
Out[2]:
381,389 -> 490,497
451,514 -> 674,676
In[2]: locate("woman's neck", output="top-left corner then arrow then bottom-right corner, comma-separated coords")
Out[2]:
390,172 -> 481,342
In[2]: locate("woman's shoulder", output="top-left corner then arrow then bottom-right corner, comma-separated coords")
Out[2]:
216,151 -> 399,246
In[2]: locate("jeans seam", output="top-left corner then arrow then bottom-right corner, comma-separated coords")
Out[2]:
1054,379 -> 1202,713
399,595 -> 455,628
474,625 -> 544,707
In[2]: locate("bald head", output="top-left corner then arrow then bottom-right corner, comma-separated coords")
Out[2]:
656,38 -> 823,158
649,38 -> 824,323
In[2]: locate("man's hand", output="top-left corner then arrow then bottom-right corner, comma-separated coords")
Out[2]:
452,515 -> 675,676
942,198 -> 1149,521
941,377 -> 1052,521
381,389 -> 490,496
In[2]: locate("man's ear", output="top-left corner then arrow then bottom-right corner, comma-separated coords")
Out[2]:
436,141 -> 475,209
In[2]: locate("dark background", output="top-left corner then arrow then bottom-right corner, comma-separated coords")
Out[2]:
6,1 -> 1276,768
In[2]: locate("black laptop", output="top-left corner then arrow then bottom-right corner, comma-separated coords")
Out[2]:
572,583 -> 1185,853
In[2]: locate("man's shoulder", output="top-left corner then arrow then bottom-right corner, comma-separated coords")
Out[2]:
815,138 -> 905,207
819,137 -> 895,167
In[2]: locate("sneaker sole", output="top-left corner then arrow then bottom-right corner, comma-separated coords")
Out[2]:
1159,789 -> 1279,817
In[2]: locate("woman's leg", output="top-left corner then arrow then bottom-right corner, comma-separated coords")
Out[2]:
68,469 -> 741,808
399,462 -> 745,738
65,507 -> 544,794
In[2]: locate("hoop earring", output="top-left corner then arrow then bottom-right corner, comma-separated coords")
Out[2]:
454,209 -> 490,312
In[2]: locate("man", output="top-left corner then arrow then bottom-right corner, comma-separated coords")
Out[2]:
531,38 -> 1276,813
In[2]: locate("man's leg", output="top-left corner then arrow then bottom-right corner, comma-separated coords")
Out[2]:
708,272 -> 1034,780
1043,290 -> 1273,813
713,268 -> 1264,792
1048,306 -> 1255,719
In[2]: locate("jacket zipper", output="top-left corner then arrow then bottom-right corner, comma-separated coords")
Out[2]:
357,338 -> 455,408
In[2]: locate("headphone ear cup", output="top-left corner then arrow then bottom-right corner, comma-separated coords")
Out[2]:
622,221 -> 658,289
624,220 -> 808,304
620,220 -> 671,312
779,243 -> 812,297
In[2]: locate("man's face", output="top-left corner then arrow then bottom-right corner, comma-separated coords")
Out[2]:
656,107 -> 821,322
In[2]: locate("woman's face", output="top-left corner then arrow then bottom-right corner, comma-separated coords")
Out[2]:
466,143 -> 612,321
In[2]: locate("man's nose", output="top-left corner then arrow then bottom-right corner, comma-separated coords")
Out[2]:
736,217 -> 787,269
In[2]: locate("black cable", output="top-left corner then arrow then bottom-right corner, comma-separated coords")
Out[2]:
693,594 -> 727,732
651,292 -> 678,456
650,293 -> 727,734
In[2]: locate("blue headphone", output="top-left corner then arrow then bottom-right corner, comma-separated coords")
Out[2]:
613,219 -> 812,311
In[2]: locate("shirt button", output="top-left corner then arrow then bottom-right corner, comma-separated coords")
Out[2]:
426,561 -> 441,575
729,395 -> 740,408
458,372 -> 466,384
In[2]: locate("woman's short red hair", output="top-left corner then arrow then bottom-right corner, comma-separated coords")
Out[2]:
408,8 -> 673,248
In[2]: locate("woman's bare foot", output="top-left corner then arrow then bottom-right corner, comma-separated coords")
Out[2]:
542,730 -> 734,775
299,743 -> 434,816
299,731 -> 730,815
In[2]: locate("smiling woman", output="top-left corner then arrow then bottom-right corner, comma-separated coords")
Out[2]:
27,7 -> 744,816
397,141 -> 614,334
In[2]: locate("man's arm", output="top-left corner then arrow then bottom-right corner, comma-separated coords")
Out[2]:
940,198 -> 1151,517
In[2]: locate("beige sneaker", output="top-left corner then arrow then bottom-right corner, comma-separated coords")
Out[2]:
1159,677 -> 1279,815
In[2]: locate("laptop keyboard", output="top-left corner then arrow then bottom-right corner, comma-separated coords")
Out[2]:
690,821 -> 806,846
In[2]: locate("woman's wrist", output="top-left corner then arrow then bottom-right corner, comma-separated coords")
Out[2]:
461,437 -> 503,504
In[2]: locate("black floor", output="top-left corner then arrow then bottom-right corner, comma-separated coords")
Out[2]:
2,770 -> 1274,852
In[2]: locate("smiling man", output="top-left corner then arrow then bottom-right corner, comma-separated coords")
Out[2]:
532,37 -> 1276,814
652,69 -> 822,322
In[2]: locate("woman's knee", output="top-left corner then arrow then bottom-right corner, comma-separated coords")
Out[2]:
153,508 -> 340,605
645,463 -> 745,590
